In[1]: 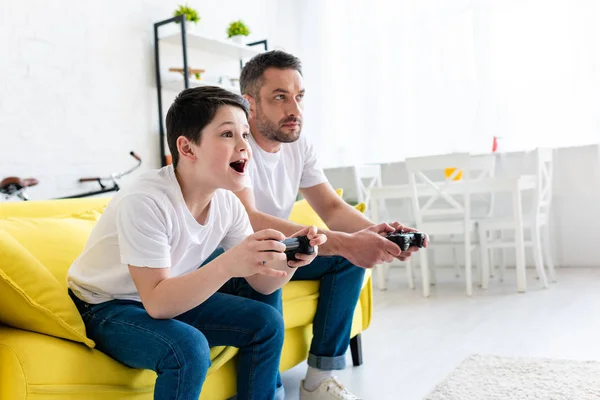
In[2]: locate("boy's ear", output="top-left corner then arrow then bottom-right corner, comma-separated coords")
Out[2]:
176,136 -> 196,162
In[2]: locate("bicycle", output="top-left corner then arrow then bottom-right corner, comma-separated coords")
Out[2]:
1,151 -> 142,201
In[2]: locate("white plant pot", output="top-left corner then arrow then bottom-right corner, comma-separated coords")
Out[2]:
230,35 -> 246,45
185,21 -> 196,33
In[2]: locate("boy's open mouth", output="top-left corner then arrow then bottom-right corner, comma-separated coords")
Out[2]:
229,160 -> 246,174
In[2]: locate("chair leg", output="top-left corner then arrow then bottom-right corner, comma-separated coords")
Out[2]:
489,248 -> 495,278
489,231 -> 496,278
420,250 -> 431,297
453,246 -> 460,278
465,231 -> 472,296
532,224 -> 549,289
350,334 -> 363,366
429,251 -> 437,286
499,231 -> 506,282
542,224 -> 557,282
405,258 -> 415,290
376,264 -> 389,291
475,248 -> 482,288
478,226 -> 490,290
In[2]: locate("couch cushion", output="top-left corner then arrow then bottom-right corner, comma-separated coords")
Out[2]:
0,209 -> 102,285
0,324 -> 241,400
0,197 -> 110,219
0,230 -> 95,347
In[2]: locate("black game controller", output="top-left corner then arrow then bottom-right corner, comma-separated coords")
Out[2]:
386,231 -> 426,251
281,236 -> 314,262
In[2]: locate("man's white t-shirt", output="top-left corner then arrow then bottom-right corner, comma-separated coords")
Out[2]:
67,165 -> 253,304
245,133 -> 328,219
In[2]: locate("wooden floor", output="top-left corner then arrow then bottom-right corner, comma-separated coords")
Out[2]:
281,266 -> 600,400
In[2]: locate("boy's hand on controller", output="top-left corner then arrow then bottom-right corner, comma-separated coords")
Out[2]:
389,222 -> 429,261
287,226 -> 327,268
223,229 -> 289,278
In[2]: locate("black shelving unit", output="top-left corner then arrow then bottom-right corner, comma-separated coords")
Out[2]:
153,15 -> 268,167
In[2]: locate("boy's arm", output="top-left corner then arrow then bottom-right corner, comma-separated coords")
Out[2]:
128,261 -> 231,319
129,239 -> 300,319
116,195 -> 233,319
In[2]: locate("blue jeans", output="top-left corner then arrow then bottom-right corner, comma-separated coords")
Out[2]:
205,249 -> 366,387
69,285 -> 284,400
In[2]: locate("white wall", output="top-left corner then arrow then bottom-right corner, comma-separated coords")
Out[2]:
291,0 -> 600,169
0,0 -> 297,200
324,145 -> 600,268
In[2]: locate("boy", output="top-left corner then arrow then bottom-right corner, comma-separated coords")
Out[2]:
67,86 -> 326,400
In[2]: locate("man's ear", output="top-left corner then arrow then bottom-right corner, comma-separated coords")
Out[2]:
176,136 -> 196,163
243,94 -> 256,118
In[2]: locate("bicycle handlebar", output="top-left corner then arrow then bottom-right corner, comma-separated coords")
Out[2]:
129,151 -> 142,162
78,151 -> 143,183
79,177 -> 101,183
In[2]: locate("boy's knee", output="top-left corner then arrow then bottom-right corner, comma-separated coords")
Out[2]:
187,331 -> 212,369
255,303 -> 285,344
166,330 -> 211,379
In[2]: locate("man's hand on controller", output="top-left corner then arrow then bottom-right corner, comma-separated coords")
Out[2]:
344,223 -> 403,269
288,226 -> 327,268
388,222 -> 429,261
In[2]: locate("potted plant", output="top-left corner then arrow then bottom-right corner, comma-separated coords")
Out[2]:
227,20 -> 251,44
173,4 -> 200,32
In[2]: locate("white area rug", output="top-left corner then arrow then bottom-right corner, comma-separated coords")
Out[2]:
424,354 -> 600,400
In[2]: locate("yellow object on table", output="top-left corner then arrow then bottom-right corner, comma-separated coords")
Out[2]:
444,167 -> 463,181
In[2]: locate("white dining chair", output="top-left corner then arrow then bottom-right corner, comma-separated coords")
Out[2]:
447,153 -> 498,283
371,154 -> 496,294
352,164 -> 384,219
405,153 -> 490,297
477,147 -> 556,289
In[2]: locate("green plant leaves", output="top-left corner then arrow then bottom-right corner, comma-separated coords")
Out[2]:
227,20 -> 251,38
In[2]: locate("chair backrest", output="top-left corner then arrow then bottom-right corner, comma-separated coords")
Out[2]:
352,164 -> 382,212
405,153 -> 472,228
533,147 -> 553,217
466,153 -> 497,218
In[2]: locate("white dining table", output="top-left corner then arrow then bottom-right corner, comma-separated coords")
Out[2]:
368,175 -> 537,293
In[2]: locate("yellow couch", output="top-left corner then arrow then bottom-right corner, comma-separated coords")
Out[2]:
0,196 -> 372,400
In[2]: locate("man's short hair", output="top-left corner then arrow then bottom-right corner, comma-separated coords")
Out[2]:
166,86 -> 249,167
239,50 -> 303,98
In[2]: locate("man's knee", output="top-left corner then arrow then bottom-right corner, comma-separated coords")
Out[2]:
334,256 -> 366,278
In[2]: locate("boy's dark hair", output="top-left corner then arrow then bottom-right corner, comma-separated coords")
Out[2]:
166,86 -> 249,167
239,50 -> 302,98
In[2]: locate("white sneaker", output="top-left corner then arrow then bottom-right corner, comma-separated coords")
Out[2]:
299,377 -> 362,400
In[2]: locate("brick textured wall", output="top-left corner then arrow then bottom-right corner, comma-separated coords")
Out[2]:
0,0 -> 284,200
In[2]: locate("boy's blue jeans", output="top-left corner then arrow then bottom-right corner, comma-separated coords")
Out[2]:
69,284 -> 285,400
204,249 -> 366,391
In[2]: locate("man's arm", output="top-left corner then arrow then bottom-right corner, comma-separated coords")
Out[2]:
300,182 -> 374,233
235,187 -> 350,256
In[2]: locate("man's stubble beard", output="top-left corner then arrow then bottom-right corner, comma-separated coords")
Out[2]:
255,106 -> 302,144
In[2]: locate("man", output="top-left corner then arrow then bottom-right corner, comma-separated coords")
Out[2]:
236,51 -> 427,399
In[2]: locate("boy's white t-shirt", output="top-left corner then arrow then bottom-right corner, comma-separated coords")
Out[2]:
67,165 -> 253,304
245,133 -> 328,219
